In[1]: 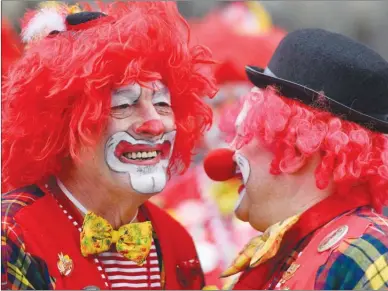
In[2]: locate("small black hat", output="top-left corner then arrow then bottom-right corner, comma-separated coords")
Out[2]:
66,11 -> 107,26
246,28 -> 388,133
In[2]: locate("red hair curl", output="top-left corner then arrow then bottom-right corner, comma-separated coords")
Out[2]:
1,20 -> 23,75
2,2 -> 217,192
220,87 -> 388,210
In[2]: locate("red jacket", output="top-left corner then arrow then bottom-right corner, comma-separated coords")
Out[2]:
2,184 -> 204,290
231,190 -> 386,290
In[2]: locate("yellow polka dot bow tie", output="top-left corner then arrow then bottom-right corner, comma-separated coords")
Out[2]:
80,212 -> 153,266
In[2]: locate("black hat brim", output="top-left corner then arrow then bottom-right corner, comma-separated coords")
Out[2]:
245,66 -> 388,134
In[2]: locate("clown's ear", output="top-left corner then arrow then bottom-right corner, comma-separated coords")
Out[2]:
20,1 -> 82,44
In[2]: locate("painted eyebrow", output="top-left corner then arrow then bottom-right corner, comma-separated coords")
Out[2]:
153,86 -> 169,95
111,95 -> 140,106
114,87 -> 141,95
111,91 -> 141,108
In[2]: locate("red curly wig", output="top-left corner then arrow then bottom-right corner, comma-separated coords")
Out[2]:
220,87 -> 388,210
2,1 -> 217,192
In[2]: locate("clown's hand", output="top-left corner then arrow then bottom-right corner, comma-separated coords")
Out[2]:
202,285 -> 219,290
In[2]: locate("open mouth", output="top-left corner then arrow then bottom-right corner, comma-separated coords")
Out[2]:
114,141 -> 172,165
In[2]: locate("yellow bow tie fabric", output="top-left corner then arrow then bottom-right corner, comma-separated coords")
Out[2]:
80,212 -> 153,266
221,215 -> 300,278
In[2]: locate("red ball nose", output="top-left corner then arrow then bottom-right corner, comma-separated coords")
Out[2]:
203,148 -> 236,181
134,120 -> 165,136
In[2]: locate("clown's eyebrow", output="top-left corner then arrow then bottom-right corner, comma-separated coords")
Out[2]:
112,84 -> 142,105
152,89 -> 171,109
153,87 -> 170,100
153,85 -> 169,95
114,86 -> 141,96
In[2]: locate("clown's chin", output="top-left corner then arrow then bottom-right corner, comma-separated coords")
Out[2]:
106,152 -> 170,195
128,168 -> 168,195
234,188 -> 250,222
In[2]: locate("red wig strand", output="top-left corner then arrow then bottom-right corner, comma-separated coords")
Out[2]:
220,87 -> 388,210
1,20 -> 23,75
2,2 -> 217,192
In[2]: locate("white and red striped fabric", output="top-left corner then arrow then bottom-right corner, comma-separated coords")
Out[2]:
98,244 -> 161,290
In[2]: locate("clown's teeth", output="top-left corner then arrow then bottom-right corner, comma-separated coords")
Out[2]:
124,151 -> 160,160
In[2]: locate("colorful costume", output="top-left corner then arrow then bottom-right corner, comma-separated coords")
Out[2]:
2,2 -> 216,290
2,182 -> 204,290
204,29 -> 388,290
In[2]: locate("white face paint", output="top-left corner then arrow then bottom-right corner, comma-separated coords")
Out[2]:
111,83 -> 142,108
233,152 -> 251,211
152,81 -> 171,107
105,131 -> 176,194
232,97 -> 252,210
110,81 -> 172,119
106,81 -> 175,195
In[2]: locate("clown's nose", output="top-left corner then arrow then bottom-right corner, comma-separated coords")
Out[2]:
203,148 -> 236,181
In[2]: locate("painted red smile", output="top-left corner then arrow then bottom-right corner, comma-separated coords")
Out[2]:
235,166 -> 244,195
238,184 -> 245,194
114,141 -> 172,165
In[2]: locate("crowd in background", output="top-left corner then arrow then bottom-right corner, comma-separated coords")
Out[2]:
2,0 -> 388,287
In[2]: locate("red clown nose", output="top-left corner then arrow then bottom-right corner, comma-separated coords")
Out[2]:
203,148 -> 236,181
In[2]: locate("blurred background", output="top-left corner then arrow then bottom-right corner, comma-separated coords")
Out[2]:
3,1 -> 388,287
4,1 -> 388,59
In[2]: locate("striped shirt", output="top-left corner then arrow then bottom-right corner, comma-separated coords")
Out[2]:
98,245 -> 161,290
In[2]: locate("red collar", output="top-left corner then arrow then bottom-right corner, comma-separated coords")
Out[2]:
234,187 -> 371,289
39,178 -> 85,225
40,178 -> 147,227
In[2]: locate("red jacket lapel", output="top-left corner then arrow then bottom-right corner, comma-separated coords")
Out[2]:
15,193 -> 108,290
142,201 -> 205,290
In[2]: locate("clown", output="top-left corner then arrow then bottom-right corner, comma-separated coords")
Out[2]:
205,29 -> 388,290
1,2 -> 216,290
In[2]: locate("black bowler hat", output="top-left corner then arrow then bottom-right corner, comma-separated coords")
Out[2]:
47,11 -> 110,37
246,28 -> 388,133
